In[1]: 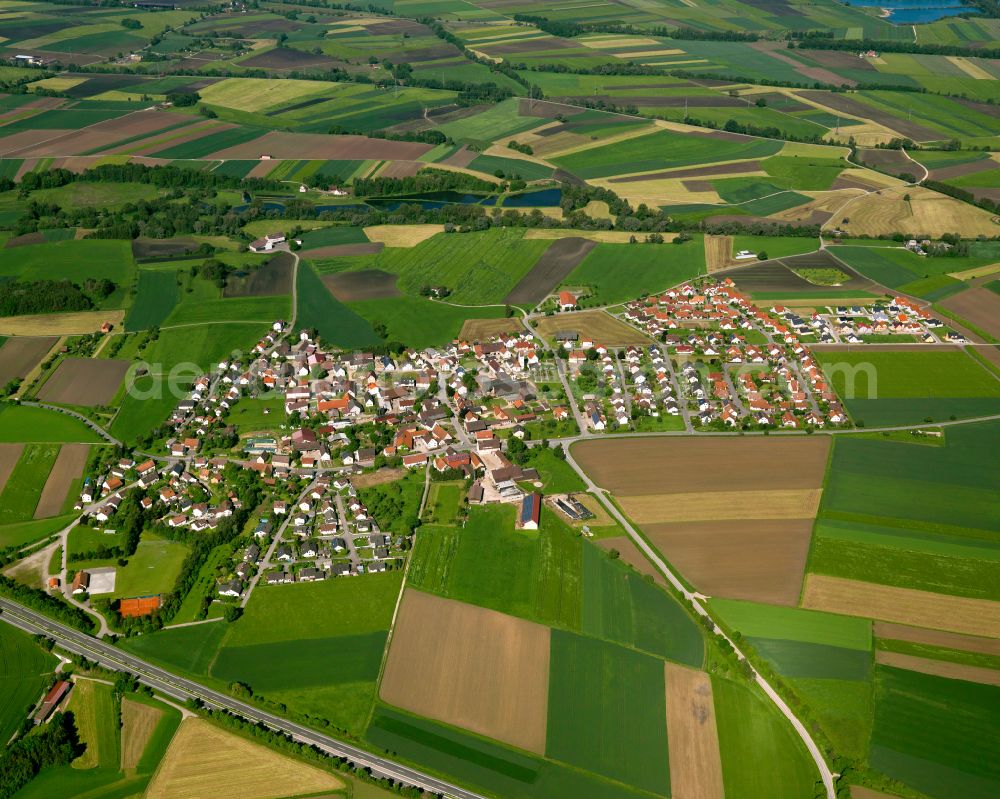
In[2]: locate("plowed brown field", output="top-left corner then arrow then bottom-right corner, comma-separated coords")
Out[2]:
380,590 -> 550,754
664,663 -> 724,799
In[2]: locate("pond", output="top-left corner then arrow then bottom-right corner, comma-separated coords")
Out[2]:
501,188 -> 563,208
840,0 -> 975,23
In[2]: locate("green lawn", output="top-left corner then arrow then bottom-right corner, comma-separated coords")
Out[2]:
225,395 -> 286,435
0,513 -> 76,551
566,237 -> 706,304
0,444 -> 59,523
408,504 -> 581,631
424,481 -> 463,526
75,532 -> 189,599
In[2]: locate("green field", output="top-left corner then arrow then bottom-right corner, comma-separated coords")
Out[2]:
0,240 -> 135,309
713,676 -> 819,799
124,572 -> 402,735
710,598 -> 872,651
0,513 -> 76,551
317,228 -> 551,306
225,395 -> 285,434
408,504 -> 581,630
0,623 -> 56,747
110,322 -> 268,443
582,543 -> 702,667
296,261 -> 381,348
551,129 -> 782,180
0,444 -> 59,523
347,295 -> 507,350
30,181 -> 160,209
817,350 -> 1000,426
871,666 -> 1000,799
125,269 -> 181,331
546,629 -> 670,795
566,237 -> 706,304
423,481 -> 463,526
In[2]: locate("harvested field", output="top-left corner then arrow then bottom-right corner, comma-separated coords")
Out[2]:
874,650 -> 1000,687
752,42 -> 854,87
873,622 -> 1000,657
705,235 -> 735,272
0,444 -> 24,496
351,467 -> 406,489
0,337 -> 57,385
375,160 -> 423,179
836,186 -> 1000,238
524,229 -> 667,243
802,575 -> 1000,638
15,112 -> 185,158
36,357 -> 129,407
0,310 -> 125,336
664,663 -> 724,799
321,269 -> 399,301
573,437 -> 830,496
129,121 -> 231,158
120,697 -> 162,770
595,535 -> 664,586
146,718 -> 343,799
644,519 -> 813,605
380,590 -> 550,754
33,443 -> 88,519
302,242 -> 383,259
610,160 -> 763,184
855,148 -> 916,180
0,129 -> 73,157
441,144 -> 477,168
940,287 -> 1000,339
207,131 -> 432,161
534,310 -> 651,345
363,224 -> 443,247
131,238 -> 199,260
504,237 -> 596,305
240,48 -> 338,70
223,252 -> 294,297
458,317 -> 524,342
620,489 -> 822,523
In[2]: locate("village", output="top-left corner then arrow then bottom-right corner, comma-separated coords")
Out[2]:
59,272 -> 873,624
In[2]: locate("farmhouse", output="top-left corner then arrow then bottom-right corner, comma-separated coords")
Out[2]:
33,680 -> 72,724
249,233 -> 286,253
518,492 -> 542,530
559,291 -> 578,311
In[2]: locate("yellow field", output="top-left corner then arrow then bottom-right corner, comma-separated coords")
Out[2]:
946,56 -> 994,80
197,78 -> 327,113
802,575 -> 1000,638
29,76 -> 86,92
525,228 -> 675,243
363,224 -> 443,247
579,35 -> 662,48
145,718 -> 343,799
837,186 -> 1000,238
779,140 -> 850,158
0,310 -> 125,336
705,235 -> 735,272
664,664 -> 724,799
595,176 -> 723,207
534,310 -> 651,345
875,651 -> 1000,687
620,488 -> 822,523
948,263 -> 1000,280
459,317 -> 524,341
121,697 -> 163,770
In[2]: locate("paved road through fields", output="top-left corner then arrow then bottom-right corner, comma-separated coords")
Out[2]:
0,598 -> 485,799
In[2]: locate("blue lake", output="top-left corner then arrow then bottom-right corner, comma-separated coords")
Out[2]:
502,188 -> 563,208
840,0 -> 975,23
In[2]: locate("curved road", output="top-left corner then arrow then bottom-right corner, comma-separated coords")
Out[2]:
0,598 -> 482,799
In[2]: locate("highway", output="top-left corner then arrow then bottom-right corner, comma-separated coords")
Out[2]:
0,598 -> 484,799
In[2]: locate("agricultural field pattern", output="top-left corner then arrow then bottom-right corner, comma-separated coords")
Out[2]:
0,1 -> 997,799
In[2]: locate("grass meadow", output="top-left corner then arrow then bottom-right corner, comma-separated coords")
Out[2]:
125,270 -> 180,331
0,444 -> 59,523
582,542 -> 703,667
870,666 -> 1000,799
546,629 -> 670,795
566,237 -> 706,304
407,504 -> 581,631
0,624 -> 55,747
817,350 -> 1000,426
296,262 -> 381,348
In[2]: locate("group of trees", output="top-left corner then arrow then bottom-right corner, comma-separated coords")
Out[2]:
352,169 -> 496,198
0,277 -> 114,317
0,575 -> 96,633
0,712 -> 81,799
